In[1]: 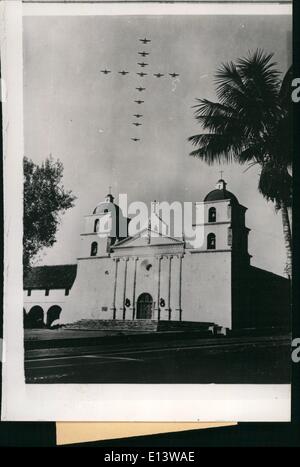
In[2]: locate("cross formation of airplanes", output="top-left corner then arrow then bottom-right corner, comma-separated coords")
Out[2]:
100,39 -> 180,143
101,37 -> 179,142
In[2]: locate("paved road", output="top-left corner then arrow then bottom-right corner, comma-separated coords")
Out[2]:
25,335 -> 291,384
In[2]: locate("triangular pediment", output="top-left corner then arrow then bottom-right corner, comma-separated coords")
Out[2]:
113,228 -> 184,249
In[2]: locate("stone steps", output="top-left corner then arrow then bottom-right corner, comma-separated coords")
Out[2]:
157,321 -> 215,332
64,319 -> 217,334
64,319 -> 158,332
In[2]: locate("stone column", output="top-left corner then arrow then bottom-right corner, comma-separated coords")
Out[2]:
132,257 -> 138,320
111,258 -> 119,320
155,255 -> 162,321
122,257 -> 129,320
175,254 -> 183,321
167,255 -> 173,320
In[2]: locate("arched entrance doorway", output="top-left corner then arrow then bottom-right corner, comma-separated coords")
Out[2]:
136,293 -> 153,319
27,305 -> 44,328
47,305 -> 62,327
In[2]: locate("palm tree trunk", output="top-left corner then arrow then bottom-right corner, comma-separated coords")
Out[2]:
287,206 -> 292,232
281,201 -> 292,278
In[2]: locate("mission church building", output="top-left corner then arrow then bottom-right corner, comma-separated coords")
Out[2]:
24,179 -> 290,333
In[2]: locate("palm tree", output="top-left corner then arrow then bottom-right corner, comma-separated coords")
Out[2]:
188,50 -> 292,277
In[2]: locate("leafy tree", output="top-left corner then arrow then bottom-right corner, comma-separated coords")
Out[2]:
23,156 -> 76,272
188,50 -> 292,277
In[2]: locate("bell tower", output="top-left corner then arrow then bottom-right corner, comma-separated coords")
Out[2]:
192,178 -> 251,264
190,179 -> 251,330
79,191 -> 121,259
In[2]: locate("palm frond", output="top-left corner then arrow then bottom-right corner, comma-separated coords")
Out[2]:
188,133 -> 244,164
237,49 -> 281,106
192,99 -> 235,117
192,98 -> 243,135
212,51 -> 281,135
238,144 -> 265,164
189,48 -> 292,209
215,61 -> 246,94
214,62 -> 250,110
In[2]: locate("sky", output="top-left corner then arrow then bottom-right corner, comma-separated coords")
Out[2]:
23,13 -> 292,275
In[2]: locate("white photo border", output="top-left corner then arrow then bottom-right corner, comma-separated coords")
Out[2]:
1,0 -> 292,421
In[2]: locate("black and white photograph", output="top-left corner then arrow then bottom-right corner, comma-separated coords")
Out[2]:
1,1 -> 293,421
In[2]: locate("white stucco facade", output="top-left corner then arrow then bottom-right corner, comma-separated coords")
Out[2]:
24,181 -> 254,331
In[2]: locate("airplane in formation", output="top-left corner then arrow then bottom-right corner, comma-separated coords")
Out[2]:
132,122 -> 142,126
138,51 -> 149,57
137,72 -> 147,77
134,100 -> 144,104
131,138 -> 140,142
139,38 -> 151,44
154,73 -> 164,78
101,69 -> 111,74
138,62 -> 148,67
118,70 -> 129,75
169,72 -> 180,78
133,114 -> 143,118
136,87 -> 146,92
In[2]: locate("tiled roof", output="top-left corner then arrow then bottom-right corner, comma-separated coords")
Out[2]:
24,264 -> 77,290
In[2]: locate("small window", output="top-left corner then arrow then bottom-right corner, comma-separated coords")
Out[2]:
65,288 -> 70,296
91,241 -> 98,256
208,207 -> 216,223
207,233 -> 216,250
94,219 -> 99,233
45,289 -> 50,296
27,289 -> 31,297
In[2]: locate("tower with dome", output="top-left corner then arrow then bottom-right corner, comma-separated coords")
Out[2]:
23,181 -> 290,333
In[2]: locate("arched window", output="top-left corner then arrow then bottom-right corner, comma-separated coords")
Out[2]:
91,241 -> 98,256
208,207 -> 216,223
94,219 -> 99,233
207,233 -> 216,250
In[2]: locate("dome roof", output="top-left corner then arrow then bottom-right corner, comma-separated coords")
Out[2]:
204,179 -> 238,204
93,194 -> 120,215
93,201 -> 120,215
